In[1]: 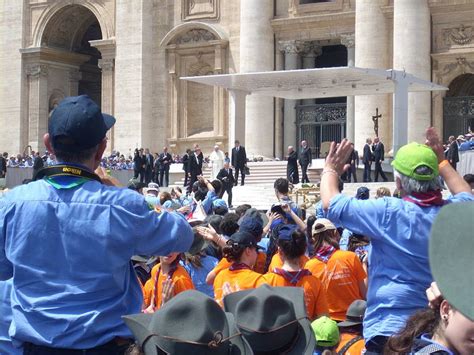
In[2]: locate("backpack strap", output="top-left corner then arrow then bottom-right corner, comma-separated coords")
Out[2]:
337,335 -> 363,355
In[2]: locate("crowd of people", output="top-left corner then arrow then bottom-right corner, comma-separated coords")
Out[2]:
1,95 -> 473,355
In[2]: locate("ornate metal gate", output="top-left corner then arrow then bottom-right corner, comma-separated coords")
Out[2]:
296,103 -> 346,158
443,96 -> 474,140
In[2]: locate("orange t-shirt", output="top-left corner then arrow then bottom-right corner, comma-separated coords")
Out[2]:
144,263 -> 194,310
335,332 -> 365,355
213,266 -> 264,306
211,252 -> 267,277
268,252 -> 309,271
305,250 -> 366,321
262,270 -> 329,320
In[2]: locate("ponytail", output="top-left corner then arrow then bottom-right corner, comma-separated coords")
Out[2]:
277,230 -> 307,260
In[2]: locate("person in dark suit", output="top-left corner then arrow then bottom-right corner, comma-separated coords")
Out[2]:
152,153 -> 160,184
447,135 -> 459,170
32,152 -> 44,178
372,137 -> 388,182
188,147 -> 203,192
231,140 -> 247,186
216,162 -> 235,207
0,152 -> 7,180
133,148 -> 146,183
362,138 -> 373,182
348,144 -> 359,183
182,148 -> 191,187
158,146 -> 173,187
144,148 -> 154,184
286,146 -> 299,184
298,140 -> 312,183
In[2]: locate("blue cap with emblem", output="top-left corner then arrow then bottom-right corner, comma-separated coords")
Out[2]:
49,95 -> 116,152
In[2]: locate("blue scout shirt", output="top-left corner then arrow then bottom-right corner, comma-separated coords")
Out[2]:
326,192 -> 474,342
0,177 -> 193,349
181,255 -> 218,297
0,279 -> 21,354
202,190 -> 219,214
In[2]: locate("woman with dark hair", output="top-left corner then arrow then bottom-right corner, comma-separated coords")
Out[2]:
263,225 -> 328,320
305,218 -> 367,321
385,298 -> 474,354
213,231 -> 264,306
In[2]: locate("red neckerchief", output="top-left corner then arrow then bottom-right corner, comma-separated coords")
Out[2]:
314,245 -> 337,263
403,190 -> 445,207
152,264 -> 178,307
272,268 -> 312,285
229,263 -> 252,271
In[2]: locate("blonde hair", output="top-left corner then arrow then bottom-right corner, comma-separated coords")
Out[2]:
376,187 -> 391,198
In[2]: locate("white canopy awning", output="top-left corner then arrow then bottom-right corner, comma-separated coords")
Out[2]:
181,67 -> 446,100
181,67 -> 447,155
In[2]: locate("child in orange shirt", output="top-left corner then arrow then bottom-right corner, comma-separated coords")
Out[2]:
263,225 -> 329,320
305,219 -> 367,321
143,253 -> 194,312
213,231 -> 264,306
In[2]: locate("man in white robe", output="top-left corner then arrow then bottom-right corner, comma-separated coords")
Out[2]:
209,145 -> 225,180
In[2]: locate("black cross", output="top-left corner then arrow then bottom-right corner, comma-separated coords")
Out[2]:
372,108 -> 382,137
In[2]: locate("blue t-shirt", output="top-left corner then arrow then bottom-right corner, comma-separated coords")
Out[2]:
181,255 -> 218,297
0,177 -> 193,349
202,190 -> 218,214
326,192 -> 474,342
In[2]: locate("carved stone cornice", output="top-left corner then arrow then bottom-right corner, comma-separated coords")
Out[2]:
340,33 -> 355,48
173,29 -> 217,45
26,64 -> 49,78
443,24 -> 473,47
439,57 -> 474,78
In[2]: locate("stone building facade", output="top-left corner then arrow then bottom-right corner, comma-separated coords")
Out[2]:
1,0 -> 474,158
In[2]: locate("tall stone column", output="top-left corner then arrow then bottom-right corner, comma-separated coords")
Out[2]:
301,42 -> 322,105
354,0 -> 391,153
279,40 -> 302,150
341,34 -> 355,142
240,0 -> 274,158
114,0 -> 154,153
393,0 -> 431,143
26,64 -> 49,152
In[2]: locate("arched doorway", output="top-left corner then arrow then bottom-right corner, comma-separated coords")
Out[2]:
443,73 -> 474,140
23,4 -> 105,151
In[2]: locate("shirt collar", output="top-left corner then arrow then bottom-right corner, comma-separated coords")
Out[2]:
420,334 -> 454,355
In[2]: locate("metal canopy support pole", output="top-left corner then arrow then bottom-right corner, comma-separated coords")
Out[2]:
229,90 -> 248,150
392,70 -> 409,155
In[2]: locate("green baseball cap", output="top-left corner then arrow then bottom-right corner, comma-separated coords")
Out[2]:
311,316 -> 340,347
429,202 -> 474,321
391,143 -> 439,181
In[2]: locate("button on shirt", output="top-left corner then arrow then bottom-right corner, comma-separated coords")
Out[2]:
0,178 -> 193,349
326,192 -> 474,342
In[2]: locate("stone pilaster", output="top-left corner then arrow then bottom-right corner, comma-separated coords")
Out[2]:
300,41 -> 322,105
26,63 -> 49,152
354,0 -> 391,153
240,0 -> 274,158
279,40 -> 304,150
341,33 -> 355,142
393,0 -> 431,143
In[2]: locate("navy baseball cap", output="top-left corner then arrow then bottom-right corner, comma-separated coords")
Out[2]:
49,95 -> 116,152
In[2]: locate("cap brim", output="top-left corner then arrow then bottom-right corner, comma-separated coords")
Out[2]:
102,113 -> 116,130
337,320 -> 362,328
429,202 -> 474,321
